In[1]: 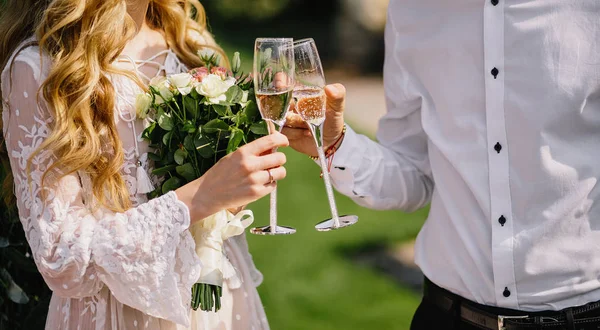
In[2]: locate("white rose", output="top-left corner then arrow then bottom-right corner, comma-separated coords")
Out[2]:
135,93 -> 152,119
169,73 -> 193,96
195,74 -> 236,104
149,76 -> 167,89
198,48 -> 215,59
154,85 -> 172,104
148,76 -> 173,104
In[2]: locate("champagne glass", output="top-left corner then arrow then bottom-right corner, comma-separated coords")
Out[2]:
250,38 -> 296,235
292,38 -> 358,232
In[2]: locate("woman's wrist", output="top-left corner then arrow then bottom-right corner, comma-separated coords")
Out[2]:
175,177 -> 219,224
227,205 -> 247,215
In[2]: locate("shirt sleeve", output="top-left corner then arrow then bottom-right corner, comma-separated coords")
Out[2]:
1,54 -> 201,326
328,11 -> 434,212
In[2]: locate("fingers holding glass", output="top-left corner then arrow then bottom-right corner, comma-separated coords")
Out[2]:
251,38 -> 296,236
292,38 -> 358,231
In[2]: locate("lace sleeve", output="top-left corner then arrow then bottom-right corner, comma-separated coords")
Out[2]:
1,53 -> 201,326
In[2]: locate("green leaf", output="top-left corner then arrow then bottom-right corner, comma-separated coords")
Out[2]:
243,99 -> 259,120
184,96 -> 199,118
184,135 -> 195,151
203,119 -> 230,134
162,176 -> 183,194
194,135 -> 215,158
182,120 -> 197,133
5,248 -> 38,273
232,111 -> 245,126
227,129 -> 244,154
141,122 -> 157,140
190,88 -> 201,100
0,237 -> 8,248
148,152 -> 162,162
162,131 -> 173,146
174,149 -> 188,165
225,85 -> 244,104
157,109 -> 174,131
152,164 -> 177,176
212,104 -> 228,117
0,269 -> 29,304
176,163 -> 196,182
250,121 -> 268,136
166,149 -> 176,164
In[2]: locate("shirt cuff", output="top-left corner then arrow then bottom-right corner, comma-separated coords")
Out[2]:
326,125 -> 362,197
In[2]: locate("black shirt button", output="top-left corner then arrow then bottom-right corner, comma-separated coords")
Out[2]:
498,215 -> 506,226
503,287 -> 511,297
491,67 -> 499,79
491,0 -> 499,5
494,142 -> 502,153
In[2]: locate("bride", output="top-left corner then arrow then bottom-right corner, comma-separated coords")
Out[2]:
0,0 -> 286,329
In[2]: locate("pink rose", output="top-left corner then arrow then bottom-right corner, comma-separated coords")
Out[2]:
242,73 -> 253,85
210,66 -> 232,80
190,67 -> 209,82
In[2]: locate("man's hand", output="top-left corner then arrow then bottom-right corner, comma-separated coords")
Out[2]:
283,84 -> 347,157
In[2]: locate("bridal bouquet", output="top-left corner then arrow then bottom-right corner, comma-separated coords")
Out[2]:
137,50 -> 268,312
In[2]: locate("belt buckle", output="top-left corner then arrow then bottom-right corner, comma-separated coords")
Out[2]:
497,315 -> 529,330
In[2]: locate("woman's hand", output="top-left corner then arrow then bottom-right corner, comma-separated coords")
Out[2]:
283,84 -> 347,157
176,133 -> 289,222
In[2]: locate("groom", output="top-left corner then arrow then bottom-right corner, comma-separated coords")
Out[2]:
284,1 -> 600,329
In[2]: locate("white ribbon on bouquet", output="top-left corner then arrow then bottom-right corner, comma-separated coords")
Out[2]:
189,210 -> 254,287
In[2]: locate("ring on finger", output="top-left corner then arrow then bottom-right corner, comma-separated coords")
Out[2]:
266,168 -> 274,184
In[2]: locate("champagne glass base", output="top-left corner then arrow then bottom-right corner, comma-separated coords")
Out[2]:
250,225 -> 297,235
315,215 -> 358,232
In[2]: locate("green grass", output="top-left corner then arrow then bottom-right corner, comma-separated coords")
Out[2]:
245,149 -> 428,330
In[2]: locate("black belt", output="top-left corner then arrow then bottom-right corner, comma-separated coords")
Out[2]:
423,277 -> 600,330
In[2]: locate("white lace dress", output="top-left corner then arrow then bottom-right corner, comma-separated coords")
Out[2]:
1,43 -> 270,330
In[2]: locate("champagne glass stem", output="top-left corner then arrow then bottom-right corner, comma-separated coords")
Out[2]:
269,186 -> 277,231
268,121 -> 284,232
308,123 -> 341,227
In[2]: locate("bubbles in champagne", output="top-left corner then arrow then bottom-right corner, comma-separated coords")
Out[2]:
293,87 -> 326,125
255,89 -> 293,127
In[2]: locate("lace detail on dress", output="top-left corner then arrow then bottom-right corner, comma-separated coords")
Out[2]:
93,191 -> 200,325
1,44 -> 201,327
116,49 -> 187,83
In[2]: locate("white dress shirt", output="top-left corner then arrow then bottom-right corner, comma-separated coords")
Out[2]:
330,0 -> 600,311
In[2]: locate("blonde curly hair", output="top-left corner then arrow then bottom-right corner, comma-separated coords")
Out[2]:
0,0 -> 226,211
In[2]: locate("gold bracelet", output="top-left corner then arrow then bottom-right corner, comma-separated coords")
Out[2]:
309,124 -> 347,161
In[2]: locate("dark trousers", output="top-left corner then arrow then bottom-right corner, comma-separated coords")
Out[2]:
410,297 -> 482,330
410,277 -> 600,330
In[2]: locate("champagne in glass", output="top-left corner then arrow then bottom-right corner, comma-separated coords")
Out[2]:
250,38 -> 296,236
293,38 -> 358,231
255,89 -> 293,127
293,87 -> 326,125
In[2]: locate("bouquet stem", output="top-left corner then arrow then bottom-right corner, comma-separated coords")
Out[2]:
192,283 -> 223,312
